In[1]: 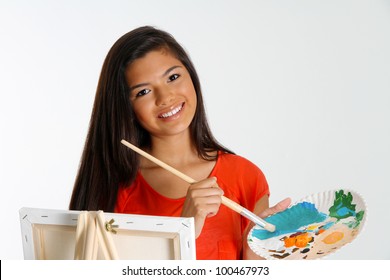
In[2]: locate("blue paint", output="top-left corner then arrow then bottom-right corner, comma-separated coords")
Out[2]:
322,221 -> 335,230
336,206 -> 355,218
252,202 -> 327,240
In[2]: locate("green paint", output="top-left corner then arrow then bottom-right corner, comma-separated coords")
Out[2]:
328,190 -> 364,228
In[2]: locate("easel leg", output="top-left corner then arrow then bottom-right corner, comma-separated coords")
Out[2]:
74,211 -> 119,260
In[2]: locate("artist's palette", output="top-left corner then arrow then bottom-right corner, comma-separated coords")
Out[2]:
248,189 -> 367,260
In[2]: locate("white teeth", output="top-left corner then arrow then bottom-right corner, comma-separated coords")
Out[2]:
160,104 -> 183,118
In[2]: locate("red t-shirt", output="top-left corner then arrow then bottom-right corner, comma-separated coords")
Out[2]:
115,152 -> 269,259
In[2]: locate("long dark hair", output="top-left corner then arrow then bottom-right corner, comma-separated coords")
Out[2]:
69,26 -> 233,212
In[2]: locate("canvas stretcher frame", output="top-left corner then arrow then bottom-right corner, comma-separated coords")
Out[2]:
19,207 -> 196,260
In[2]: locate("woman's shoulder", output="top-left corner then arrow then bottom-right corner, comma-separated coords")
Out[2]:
216,152 -> 263,174
214,152 -> 269,197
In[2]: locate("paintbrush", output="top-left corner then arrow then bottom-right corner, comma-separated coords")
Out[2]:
121,139 -> 275,232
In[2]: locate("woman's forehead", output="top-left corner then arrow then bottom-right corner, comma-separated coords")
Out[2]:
125,50 -> 185,82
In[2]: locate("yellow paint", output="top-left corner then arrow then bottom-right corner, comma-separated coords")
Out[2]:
307,224 -> 319,231
322,231 -> 344,244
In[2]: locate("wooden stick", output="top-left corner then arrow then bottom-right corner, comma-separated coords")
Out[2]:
121,139 -> 275,232
74,211 -> 87,260
84,212 -> 98,260
96,211 -> 119,260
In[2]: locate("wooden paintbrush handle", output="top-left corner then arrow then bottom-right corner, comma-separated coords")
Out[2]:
120,139 -> 274,232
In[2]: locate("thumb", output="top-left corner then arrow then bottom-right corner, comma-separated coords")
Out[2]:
258,197 -> 291,219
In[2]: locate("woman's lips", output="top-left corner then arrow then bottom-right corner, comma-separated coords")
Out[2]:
158,102 -> 184,119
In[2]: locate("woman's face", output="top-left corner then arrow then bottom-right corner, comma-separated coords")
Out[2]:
126,49 -> 197,139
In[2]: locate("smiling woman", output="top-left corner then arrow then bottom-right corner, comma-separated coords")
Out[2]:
68,26 -> 290,260
126,50 -> 197,138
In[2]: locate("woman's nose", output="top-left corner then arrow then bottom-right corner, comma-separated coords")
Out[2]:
155,86 -> 174,106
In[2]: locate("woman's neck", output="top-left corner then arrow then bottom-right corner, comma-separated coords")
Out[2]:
145,132 -> 198,168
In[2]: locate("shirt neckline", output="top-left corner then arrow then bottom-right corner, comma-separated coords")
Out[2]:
137,151 -> 223,201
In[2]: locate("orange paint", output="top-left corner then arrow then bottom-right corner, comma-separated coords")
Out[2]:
295,233 -> 311,248
318,228 -> 325,234
284,237 -> 296,248
284,232 -> 312,248
322,231 -> 344,244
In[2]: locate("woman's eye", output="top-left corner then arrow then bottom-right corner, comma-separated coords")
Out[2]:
136,89 -> 151,97
168,74 -> 180,82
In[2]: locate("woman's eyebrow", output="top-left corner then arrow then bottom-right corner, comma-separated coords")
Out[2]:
162,65 -> 182,77
129,82 -> 149,92
129,65 -> 183,91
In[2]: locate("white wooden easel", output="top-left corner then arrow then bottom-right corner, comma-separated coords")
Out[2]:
74,211 -> 119,260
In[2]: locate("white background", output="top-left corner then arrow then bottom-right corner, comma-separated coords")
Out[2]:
0,0 -> 389,260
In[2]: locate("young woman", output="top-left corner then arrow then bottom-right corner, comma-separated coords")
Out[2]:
69,26 -> 290,259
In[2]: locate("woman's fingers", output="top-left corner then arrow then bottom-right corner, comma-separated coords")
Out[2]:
258,197 -> 291,219
186,177 -> 223,201
181,177 -> 224,237
183,177 -> 224,216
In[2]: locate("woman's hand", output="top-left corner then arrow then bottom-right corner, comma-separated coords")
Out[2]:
258,197 -> 291,219
243,197 -> 291,259
181,177 -> 224,238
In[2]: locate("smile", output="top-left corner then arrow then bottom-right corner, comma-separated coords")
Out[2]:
158,103 -> 184,118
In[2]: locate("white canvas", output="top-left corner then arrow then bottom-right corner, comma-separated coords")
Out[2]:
19,207 -> 196,260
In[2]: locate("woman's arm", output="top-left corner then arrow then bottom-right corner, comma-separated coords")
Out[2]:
243,196 -> 291,259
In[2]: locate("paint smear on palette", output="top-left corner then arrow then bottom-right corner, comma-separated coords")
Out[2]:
329,190 -> 365,228
248,189 -> 367,260
252,202 -> 327,240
